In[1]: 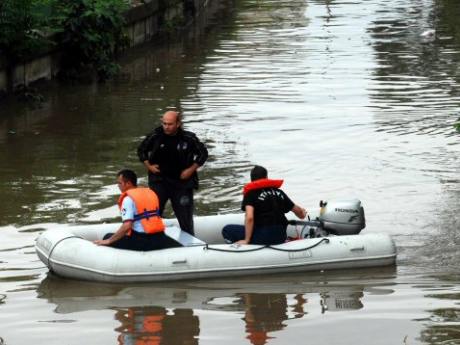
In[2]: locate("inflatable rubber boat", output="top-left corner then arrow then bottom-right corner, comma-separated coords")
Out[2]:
35,199 -> 397,283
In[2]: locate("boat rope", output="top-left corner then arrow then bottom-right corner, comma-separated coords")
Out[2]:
46,235 -> 83,269
203,238 -> 330,253
268,238 -> 330,252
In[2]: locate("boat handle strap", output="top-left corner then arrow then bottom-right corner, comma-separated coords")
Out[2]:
47,235 -> 83,269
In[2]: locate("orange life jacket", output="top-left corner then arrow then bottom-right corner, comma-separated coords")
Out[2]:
243,178 -> 284,196
118,188 -> 165,235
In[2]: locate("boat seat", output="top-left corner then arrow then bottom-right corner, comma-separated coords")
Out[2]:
164,226 -> 206,247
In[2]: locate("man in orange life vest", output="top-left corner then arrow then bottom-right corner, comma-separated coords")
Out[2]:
94,169 -> 179,251
222,165 -> 307,245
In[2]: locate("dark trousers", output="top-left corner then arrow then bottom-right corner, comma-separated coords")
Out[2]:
222,224 -> 287,245
103,231 -> 181,251
150,181 -> 195,235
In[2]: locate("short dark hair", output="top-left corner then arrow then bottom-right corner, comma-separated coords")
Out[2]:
117,169 -> 138,186
250,165 -> 267,181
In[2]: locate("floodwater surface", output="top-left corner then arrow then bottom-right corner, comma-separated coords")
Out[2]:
1,0 -> 460,344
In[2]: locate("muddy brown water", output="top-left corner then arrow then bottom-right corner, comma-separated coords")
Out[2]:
1,0 -> 460,344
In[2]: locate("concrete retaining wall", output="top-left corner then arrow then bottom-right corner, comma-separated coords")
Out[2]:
0,0 -> 210,94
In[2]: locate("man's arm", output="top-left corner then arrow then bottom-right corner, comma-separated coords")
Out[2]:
94,221 -> 132,246
236,205 -> 254,245
292,205 -> 307,219
193,138 -> 208,166
144,160 -> 161,174
137,132 -> 154,162
138,129 -> 162,174
180,162 -> 199,180
180,131 -> 208,180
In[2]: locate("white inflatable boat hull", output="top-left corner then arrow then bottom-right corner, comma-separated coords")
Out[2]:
35,214 -> 396,283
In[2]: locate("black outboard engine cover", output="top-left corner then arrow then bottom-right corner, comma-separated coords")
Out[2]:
318,199 -> 365,235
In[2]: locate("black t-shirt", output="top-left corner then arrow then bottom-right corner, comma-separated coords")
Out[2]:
241,188 -> 294,228
151,135 -> 183,180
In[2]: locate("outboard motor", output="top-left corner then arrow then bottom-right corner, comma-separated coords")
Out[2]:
318,199 -> 365,235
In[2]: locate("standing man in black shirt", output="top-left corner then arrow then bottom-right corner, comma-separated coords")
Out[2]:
137,110 -> 208,235
222,165 -> 307,245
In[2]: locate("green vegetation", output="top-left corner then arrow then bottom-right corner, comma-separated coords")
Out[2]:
0,0 -> 54,62
163,15 -> 187,33
56,0 -> 129,81
0,0 -> 128,85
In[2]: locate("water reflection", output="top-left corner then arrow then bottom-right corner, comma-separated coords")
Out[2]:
36,269 -> 392,344
417,274 -> 460,345
368,0 -> 460,137
420,307 -> 460,345
229,293 -> 305,345
37,270 -> 383,314
115,307 -> 199,345
319,289 -> 363,313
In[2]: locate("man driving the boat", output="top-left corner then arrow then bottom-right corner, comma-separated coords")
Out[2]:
94,169 -> 179,251
222,165 -> 307,245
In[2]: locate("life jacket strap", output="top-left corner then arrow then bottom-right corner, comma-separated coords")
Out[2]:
133,209 -> 160,221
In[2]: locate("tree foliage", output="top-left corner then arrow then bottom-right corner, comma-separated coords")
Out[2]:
56,0 -> 129,81
0,0 -> 128,82
0,0 -> 54,62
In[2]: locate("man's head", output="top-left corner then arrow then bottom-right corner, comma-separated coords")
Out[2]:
250,165 -> 268,181
162,110 -> 181,135
117,169 -> 137,192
